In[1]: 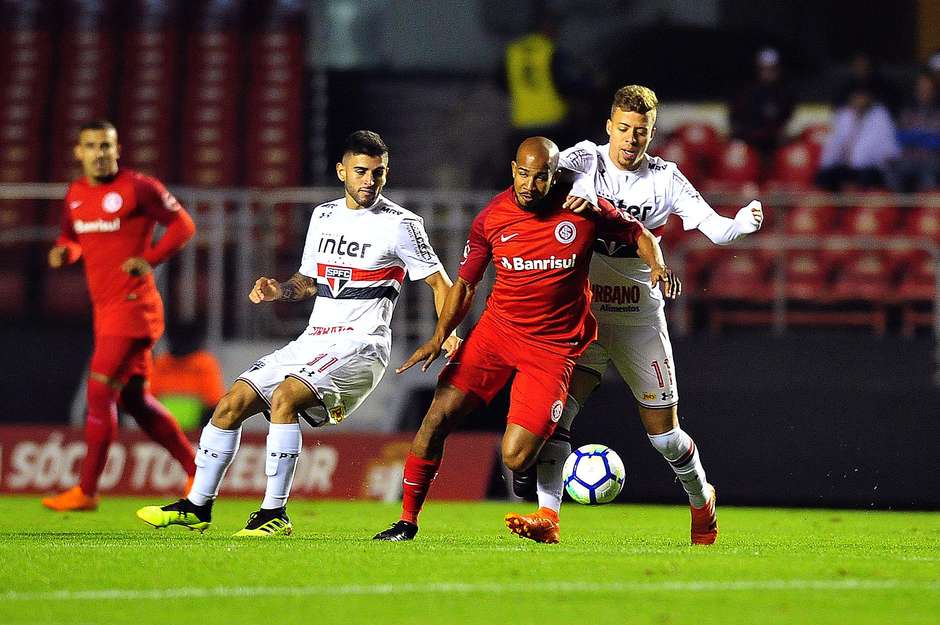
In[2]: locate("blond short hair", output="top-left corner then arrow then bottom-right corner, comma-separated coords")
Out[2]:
610,85 -> 658,120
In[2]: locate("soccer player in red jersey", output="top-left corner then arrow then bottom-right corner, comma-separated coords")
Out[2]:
42,120 -> 197,511
373,137 -> 677,541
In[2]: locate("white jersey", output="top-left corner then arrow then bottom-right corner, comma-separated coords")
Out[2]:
561,140 -> 715,325
298,195 -> 444,348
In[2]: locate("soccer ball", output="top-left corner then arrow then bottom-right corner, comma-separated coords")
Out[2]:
562,444 -> 625,504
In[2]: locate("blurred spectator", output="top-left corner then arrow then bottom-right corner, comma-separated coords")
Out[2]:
834,51 -> 900,114
150,322 -> 225,431
927,49 -> 940,86
729,47 -> 795,159
816,86 -> 900,191
885,72 -> 940,192
502,6 -> 573,149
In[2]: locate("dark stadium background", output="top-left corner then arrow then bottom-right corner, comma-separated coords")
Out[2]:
1,0 -> 938,509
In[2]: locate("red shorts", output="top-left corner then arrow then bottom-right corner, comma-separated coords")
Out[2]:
439,314 -> 575,439
89,335 -> 155,384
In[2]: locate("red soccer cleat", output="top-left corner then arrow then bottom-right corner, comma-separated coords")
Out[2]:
504,507 -> 560,544
690,484 -> 718,545
41,486 -> 99,512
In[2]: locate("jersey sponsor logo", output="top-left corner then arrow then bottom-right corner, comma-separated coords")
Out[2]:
500,232 -> 519,242
248,360 -> 266,372
642,392 -> 657,401
502,253 -> 577,271
563,148 -> 592,172
648,161 -> 667,171
554,221 -> 577,244
329,404 -> 347,423
307,325 -> 354,336
320,265 -> 352,294
102,192 -> 123,214
74,218 -> 121,233
379,206 -> 402,215
550,400 -> 564,422
69,200 -> 82,210
460,240 -> 471,265
318,235 -> 372,258
404,220 -> 435,262
661,391 -> 675,401
592,283 -> 641,304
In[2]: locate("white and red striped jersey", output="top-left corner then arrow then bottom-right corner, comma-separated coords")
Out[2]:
298,195 -> 443,346
562,140 -> 715,325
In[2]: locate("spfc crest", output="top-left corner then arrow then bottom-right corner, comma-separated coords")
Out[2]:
321,265 -> 352,294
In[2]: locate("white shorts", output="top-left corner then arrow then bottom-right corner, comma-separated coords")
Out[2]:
576,316 -> 678,409
237,330 -> 388,427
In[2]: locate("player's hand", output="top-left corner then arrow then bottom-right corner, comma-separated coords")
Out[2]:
651,266 -> 681,300
441,334 -> 462,359
121,257 -> 153,276
563,195 -> 599,214
397,338 -> 444,374
48,246 -> 69,269
249,277 -> 281,303
734,200 -> 763,234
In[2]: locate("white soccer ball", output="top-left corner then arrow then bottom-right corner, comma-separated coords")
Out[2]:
562,444 -> 625,504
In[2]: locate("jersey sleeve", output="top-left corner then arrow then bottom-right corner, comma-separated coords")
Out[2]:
457,208 -> 493,285
55,189 -> 83,262
595,197 -> 644,244
298,209 -> 320,277
136,175 -> 196,265
666,166 -> 715,231
559,140 -> 598,175
396,217 -> 444,281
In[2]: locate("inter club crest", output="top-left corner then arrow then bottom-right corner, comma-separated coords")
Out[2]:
320,265 -> 352,294
554,220 -> 577,244
102,192 -> 123,213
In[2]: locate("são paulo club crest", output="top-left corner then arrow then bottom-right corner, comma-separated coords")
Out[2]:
102,192 -> 123,213
320,265 -> 352,294
554,220 -> 577,244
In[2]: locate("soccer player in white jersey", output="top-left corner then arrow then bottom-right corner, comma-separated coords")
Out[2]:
137,131 -> 459,536
506,85 -> 763,545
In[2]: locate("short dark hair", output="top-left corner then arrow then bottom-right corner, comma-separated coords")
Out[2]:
610,85 -> 658,119
79,119 -> 117,134
342,130 -> 388,159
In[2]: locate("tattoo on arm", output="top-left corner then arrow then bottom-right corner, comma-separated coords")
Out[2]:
277,273 -> 317,301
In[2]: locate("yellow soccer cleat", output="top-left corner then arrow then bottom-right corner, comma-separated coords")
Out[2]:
136,498 -> 211,533
233,508 -> 293,537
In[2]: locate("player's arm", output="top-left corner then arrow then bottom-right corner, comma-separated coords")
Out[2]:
49,198 -> 82,268
695,200 -> 763,245
636,229 -> 680,300
125,177 -> 196,276
248,272 -> 317,303
397,277 -> 477,374
424,270 -> 461,357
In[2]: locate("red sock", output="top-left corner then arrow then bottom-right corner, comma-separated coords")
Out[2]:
121,389 -> 196,476
79,379 -> 119,496
400,452 -> 441,525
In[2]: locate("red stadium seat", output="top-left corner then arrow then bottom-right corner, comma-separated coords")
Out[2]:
785,251 -> 831,301
703,250 -> 773,300
830,252 -> 891,302
893,249 -> 936,335
785,201 -> 839,235
709,140 -> 761,188
800,124 -> 829,153
767,140 -> 818,190
903,206 -> 940,241
839,196 -> 900,236
654,139 -> 702,182
671,122 -> 722,165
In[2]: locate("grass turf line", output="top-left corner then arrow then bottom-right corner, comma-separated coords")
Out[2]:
0,496 -> 938,625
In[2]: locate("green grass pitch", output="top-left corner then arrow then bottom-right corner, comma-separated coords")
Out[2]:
1,495 -> 938,625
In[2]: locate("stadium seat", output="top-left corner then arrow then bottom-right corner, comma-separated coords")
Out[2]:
700,250 -> 774,331
706,140 -> 761,191
244,4 -> 305,187
116,2 -> 184,180
0,18 -> 53,183
830,252 -> 891,302
838,196 -> 900,236
42,266 -> 91,320
48,4 -> 117,181
654,139 -> 702,182
671,122 -> 722,166
903,205 -> 940,241
785,201 -> 839,235
893,249 -> 936,336
784,251 -> 831,301
766,140 -> 818,190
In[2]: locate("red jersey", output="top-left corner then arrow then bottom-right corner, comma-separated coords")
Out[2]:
458,187 -> 644,355
55,169 -> 195,339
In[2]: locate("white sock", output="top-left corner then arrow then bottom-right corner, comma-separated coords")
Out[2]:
261,422 -> 302,510
535,397 -> 580,513
647,427 -> 708,508
188,423 -> 241,507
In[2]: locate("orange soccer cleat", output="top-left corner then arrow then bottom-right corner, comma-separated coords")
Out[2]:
41,486 -> 99,512
690,483 -> 718,545
504,507 -> 560,544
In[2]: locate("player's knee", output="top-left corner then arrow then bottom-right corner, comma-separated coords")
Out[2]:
501,443 -> 536,473
268,390 -> 299,424
212,391 -> 252,429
